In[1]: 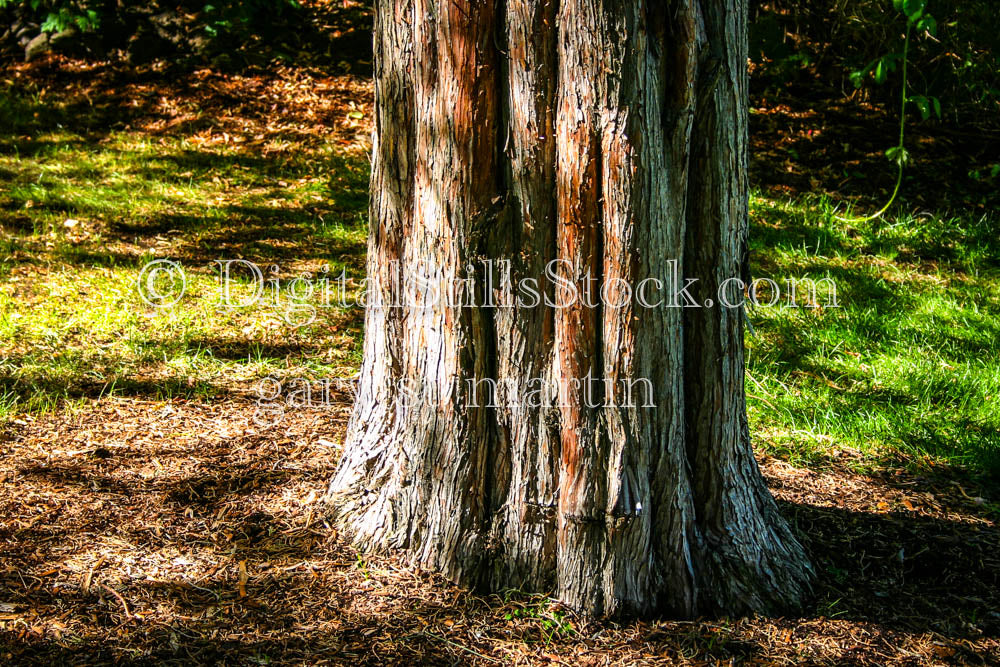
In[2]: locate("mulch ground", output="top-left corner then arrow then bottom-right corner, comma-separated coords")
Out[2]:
0,398 -> 997,665
748,82 -> 1000,215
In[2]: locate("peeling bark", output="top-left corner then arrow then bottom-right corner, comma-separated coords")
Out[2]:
326,0 -> 813,618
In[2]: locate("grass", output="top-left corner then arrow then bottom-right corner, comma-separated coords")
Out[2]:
1,63 -> 999,480
0,71 -> 368,420
746,195 -> 1000,476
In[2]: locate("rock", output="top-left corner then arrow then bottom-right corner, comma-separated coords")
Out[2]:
211,52 -> 232,69
189,32 -> 212,54
13,21 -> 37,41
148,10 -> 184,44
49,26 -> 78,50
48,25 -> 102,58
24,32 -> 49,61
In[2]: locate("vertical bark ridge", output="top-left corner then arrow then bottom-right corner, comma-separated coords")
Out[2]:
324,0 -> 415,550
328,0 -> 503,587
553,0 -> 609,614
682,0 -> 813,614
400,0 -> 504,582
476,0 -> 514,579
627,0 -> 705,617
590,1 -> 654,618
487,0 -> 561,592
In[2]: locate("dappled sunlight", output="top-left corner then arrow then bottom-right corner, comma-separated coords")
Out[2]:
0,61 -> 369,421
0,400 -> 996,662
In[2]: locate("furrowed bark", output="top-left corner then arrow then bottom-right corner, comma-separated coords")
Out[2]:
327,0 -> 501,584
485,0 -> 561,593
327,0 -> 813,618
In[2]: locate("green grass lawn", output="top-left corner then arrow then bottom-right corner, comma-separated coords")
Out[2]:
1,74 -> 998,479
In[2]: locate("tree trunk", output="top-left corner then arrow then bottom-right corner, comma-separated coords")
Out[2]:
326,0 -> 813,618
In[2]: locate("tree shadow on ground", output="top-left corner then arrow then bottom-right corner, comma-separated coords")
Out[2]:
786,500 -> 1000,638
0,138 -> 369,271
0,371 -> 232,404
748,89 -> 1000,215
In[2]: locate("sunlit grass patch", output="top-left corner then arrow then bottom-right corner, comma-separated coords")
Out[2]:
0,257 -> 364,413
0,76 -> 370,421
747,192 -> 1000,476
3,72 -> 1000,481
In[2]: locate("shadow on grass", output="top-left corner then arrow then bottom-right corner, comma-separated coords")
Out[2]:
1,141 -> 368,269
746,199 -> 1000,474
751,195 -> 1000,269
0,68 -> 172,149
0,372 -> 229,405
179,321 -> 365,363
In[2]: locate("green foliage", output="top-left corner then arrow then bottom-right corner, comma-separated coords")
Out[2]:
751,0 -> 1000,117
40,6 -> 98,32
501,595 -> 576,645
0,0 -> 101,32
892,0 -> 925,21
906,94 -> 940,121
968,164 -> 1000,183
836,3 -> 921,222
849,0 -> 938,113
0,0 -> 303,43
884,145 -> 909,167
198,0 -> 301,40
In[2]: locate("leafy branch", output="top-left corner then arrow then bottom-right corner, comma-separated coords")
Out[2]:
838,0 -> 939,223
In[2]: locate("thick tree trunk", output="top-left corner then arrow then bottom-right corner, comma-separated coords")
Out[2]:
326,0 -> 813,618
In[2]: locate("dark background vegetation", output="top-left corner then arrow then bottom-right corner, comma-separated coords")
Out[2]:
0,0 -> 372,71
751,0 -> 1000,117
